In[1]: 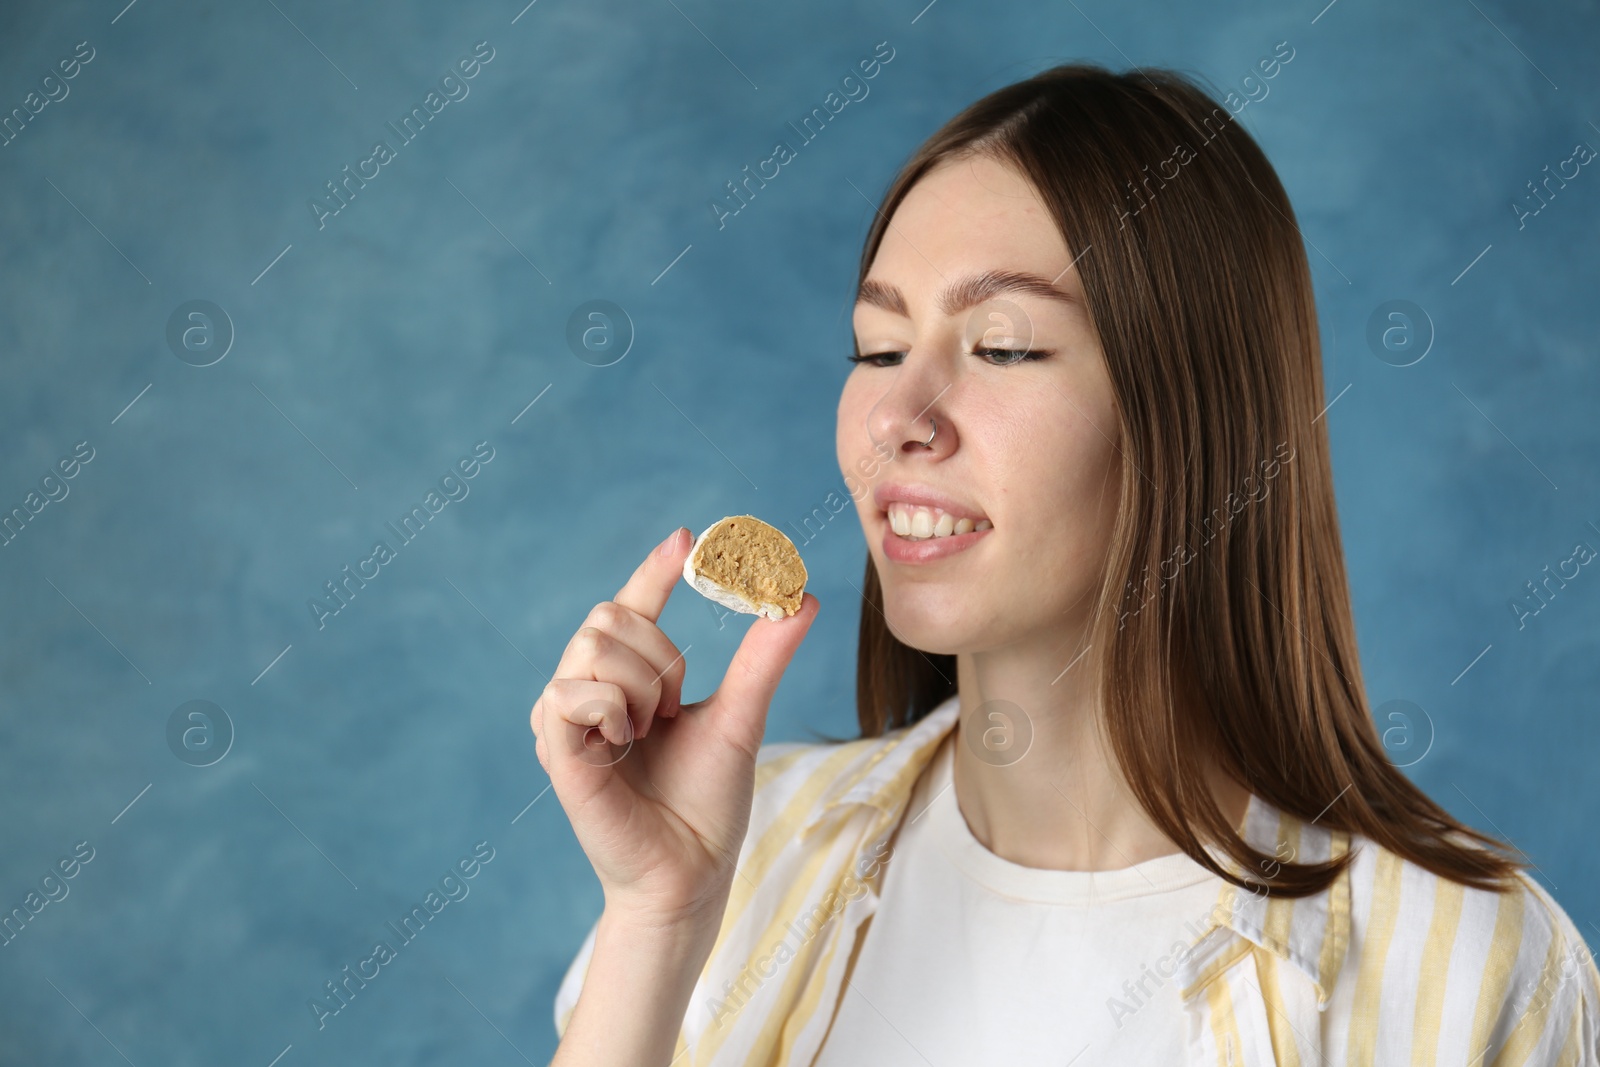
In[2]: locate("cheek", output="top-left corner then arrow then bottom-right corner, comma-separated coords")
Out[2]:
838,381 -> 895,535
1055,422 -> 1120,517
1053,430 -> 1123,573
836,379 -> 873,462
993,399 -> 1119,534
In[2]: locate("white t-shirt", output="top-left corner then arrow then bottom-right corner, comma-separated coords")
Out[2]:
811,732 -> 1226,1066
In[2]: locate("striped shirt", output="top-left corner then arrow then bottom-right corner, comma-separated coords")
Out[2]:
553,695 -> 1600,1065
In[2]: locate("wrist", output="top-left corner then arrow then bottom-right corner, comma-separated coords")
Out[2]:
602,894 -> 726,941
605,872 -> 731,921
557,899 -> 724,1066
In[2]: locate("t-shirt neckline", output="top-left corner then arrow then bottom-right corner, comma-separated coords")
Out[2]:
921,733 -> 1223,905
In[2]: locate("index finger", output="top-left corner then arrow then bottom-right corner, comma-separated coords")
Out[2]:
613,526 -> 692,623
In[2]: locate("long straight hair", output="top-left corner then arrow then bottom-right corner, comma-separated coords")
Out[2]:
852,63 -> 1522,896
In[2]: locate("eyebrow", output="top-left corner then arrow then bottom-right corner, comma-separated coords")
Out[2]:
855,269 -> 1080,318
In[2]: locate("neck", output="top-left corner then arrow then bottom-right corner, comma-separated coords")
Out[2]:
949,635 -> 1250,872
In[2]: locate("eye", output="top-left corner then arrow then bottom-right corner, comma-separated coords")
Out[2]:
846,351 -> 904,367
846,347 -> 1052,368
973,346 -> 1050,366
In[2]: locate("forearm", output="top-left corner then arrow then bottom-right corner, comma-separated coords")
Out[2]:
552,907 -> 721,1067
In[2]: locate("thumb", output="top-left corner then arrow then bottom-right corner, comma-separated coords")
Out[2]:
706,593 -> 820,748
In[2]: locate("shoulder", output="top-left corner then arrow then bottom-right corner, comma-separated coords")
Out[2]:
744,731 -> 885,838
1341,833 -> 1600,1064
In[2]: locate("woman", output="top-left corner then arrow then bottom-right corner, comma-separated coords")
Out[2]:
533,63 -> 1600,1065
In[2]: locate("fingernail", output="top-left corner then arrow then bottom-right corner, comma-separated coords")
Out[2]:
657,527 -> 685,557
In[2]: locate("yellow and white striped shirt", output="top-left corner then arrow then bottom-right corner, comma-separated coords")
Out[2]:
553,695 -> 1600,1065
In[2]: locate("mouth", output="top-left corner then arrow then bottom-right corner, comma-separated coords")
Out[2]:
879,501 -> 994,565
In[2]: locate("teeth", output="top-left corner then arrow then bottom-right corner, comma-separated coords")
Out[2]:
888,501 -> 992,541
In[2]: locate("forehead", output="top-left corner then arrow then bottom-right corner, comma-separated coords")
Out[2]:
859,155 -> 1083,321
874,154 -> 1069,271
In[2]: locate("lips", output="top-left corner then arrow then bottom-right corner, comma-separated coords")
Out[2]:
879,520 -> 992,563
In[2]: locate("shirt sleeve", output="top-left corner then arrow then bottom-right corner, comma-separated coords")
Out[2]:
552,915 -> 600,1040
1554,900 -> 1600,1066
1503,875 -> 1600,1066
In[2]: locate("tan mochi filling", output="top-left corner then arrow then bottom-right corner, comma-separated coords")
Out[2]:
691,516 -> 807,617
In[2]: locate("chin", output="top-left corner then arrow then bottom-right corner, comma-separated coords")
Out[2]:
886,622 -> 969,658
877,588 -> 982,656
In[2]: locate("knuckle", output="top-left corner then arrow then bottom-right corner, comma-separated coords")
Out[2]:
574,626 -> 611,655
541,678 -> 582,717
589,600 -> 628,630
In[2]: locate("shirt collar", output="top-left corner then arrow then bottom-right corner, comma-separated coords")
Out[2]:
799,694 -> 1353,1003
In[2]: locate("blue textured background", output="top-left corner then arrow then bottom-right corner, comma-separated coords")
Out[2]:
1,0 -> 1596,1063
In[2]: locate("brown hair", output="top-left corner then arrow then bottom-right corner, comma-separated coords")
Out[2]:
849,62 -> 1522,896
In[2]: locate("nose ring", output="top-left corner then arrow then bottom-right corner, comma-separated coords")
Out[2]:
924,416 -> 938,448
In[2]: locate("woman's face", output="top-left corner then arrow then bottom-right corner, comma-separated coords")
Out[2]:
837,153 -> 1123,657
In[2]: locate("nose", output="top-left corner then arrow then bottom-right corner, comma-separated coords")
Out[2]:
865,365 -> 953,457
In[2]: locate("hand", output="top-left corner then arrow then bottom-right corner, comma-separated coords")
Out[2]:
530,526 -> 819,926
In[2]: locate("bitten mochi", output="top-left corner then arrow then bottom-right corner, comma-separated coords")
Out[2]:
681,515 -> 807,620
